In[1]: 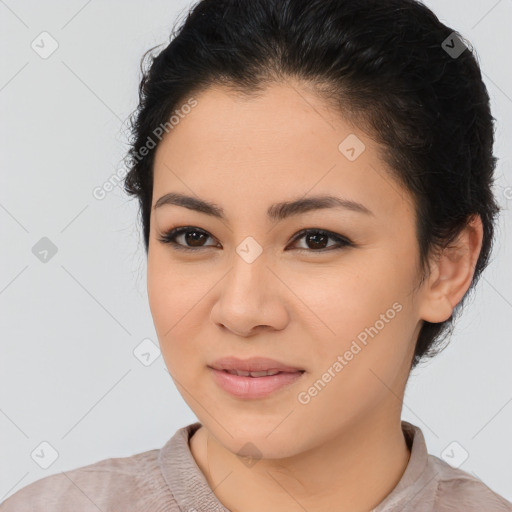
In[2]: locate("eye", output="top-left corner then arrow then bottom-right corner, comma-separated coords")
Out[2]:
157,226 -> 353,253
157,226 -> 218,251
288,228 -> 353,252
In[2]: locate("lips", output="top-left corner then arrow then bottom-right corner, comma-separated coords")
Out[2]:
210,368 -> 304,398
209,356 -> 305,374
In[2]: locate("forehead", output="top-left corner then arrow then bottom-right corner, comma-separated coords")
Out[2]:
152,83 -> 414,222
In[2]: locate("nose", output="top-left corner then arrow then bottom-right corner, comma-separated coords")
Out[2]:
209,249 -> 289,337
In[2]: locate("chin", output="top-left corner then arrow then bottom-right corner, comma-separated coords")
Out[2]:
204,417 -> 309,461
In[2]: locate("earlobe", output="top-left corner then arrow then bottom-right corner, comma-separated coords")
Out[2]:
418,215 -> 483,324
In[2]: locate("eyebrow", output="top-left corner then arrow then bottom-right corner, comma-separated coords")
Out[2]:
153,192 -> 374,221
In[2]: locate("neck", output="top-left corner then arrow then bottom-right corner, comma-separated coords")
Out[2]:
190,409 -> 411,512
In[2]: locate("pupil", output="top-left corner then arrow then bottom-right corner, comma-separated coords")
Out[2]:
186,231 -> 206,247
307,232 -> 327,249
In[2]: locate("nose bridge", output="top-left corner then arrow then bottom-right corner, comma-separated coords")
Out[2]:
227,235 -> 268,297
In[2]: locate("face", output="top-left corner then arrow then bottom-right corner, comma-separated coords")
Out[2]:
147,82 -> 425,459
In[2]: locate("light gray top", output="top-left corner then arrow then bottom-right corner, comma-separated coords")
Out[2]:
1,420 -> 511,511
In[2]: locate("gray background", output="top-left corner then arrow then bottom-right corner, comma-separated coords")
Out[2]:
1,0 -> 511,503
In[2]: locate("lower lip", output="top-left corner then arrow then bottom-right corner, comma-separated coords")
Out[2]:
209,368 -> 305,399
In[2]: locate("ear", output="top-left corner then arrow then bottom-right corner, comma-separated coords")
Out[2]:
418,214 -> 484,323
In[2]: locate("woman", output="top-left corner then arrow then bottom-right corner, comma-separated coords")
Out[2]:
2,0 -> 511,510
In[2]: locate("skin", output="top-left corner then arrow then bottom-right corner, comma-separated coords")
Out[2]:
147,80 -> 483,512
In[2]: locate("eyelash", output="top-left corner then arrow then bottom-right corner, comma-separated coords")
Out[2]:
157,226 -> 353,253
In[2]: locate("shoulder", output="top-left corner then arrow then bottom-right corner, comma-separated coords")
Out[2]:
428,454 -> 512,511
0,448 -> 177,512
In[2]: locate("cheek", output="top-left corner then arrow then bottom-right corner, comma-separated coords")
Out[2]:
147,255 -> 192,350
147,252 -> 220,379
148,247 -> 201,325
295,300 -> 414,430
294,261 -> 415,374
288,264 -> 397,337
